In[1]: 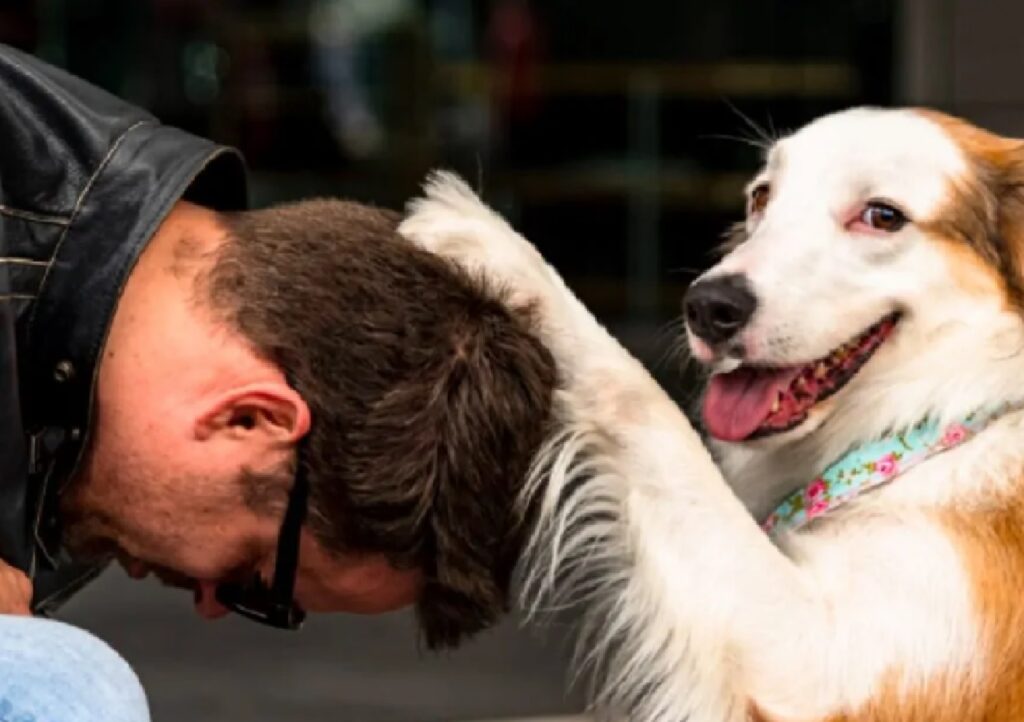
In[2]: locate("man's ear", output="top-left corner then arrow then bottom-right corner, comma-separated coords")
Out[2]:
195,382 -> 311,444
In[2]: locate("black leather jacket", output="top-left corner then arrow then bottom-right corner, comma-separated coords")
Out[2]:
0,44 -> 247,613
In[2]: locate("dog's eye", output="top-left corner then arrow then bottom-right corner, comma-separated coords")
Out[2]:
749,183 -> 770,215
860,202 -> 907,232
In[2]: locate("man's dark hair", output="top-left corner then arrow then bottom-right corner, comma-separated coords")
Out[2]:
205,199 -> 557,648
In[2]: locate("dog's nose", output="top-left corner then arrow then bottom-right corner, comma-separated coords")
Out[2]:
683,274 -> 757,346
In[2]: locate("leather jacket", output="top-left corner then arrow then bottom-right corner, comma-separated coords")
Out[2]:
0,44 -> 247,613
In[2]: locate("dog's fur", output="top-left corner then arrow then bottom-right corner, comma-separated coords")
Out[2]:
400,107 -> 1024,722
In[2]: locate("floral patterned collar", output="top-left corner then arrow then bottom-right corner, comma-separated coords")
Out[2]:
762,405 -> 1019,535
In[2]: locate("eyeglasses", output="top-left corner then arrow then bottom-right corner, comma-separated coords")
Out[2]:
215,442 -> 309,630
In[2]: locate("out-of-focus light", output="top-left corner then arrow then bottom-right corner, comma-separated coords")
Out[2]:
182,41 -> 230,105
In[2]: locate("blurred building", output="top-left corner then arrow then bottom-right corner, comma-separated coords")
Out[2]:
1,0 -> 906,325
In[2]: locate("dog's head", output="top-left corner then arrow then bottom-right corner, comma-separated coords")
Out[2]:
685,107 -> 1024,457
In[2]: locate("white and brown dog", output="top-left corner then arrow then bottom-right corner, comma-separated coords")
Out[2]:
401,107 -> 1024,722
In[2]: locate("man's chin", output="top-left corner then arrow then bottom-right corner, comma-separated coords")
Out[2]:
149,564 -> 198,591
146,566 -> 232,620
61,518 -> 225,618
108,551 -> 191,590
111,555 -> 230,619
66,532 -> 192,593
113,554 -> 151,580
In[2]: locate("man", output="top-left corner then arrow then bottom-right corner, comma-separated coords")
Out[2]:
0,43 -> 556,719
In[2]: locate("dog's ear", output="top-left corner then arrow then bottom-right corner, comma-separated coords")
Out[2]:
970,133 -> 1024,309
994,147 -> 1024,307
919,110 -> 1024,307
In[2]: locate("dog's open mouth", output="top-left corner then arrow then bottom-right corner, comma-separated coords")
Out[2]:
702,314 -> 899,442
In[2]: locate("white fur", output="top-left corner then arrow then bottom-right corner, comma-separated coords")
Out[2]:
400,105 -> 1024,722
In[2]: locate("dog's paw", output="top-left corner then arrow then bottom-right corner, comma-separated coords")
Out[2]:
399,171 -> 571,337
402,171 -> 649,407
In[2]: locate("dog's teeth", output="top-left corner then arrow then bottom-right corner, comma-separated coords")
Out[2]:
771,396 -> 781,413
814,363 -> 828,378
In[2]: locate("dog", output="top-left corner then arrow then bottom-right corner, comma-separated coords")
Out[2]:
400,106 -> 1024,722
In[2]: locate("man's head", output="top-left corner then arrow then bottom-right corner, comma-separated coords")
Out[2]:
63,196 -> 557,647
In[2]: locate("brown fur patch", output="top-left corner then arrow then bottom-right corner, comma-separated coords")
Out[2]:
749,703 -> 771,722
759,671 -> 1024,722
930,233 -> 1005,300
755,500 -> 1024,722
817,675 -> 1009,722
915,116 -> 1024,717
917,109 -> 1024,309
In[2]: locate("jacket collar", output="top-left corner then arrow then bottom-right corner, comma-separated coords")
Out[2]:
18,123 -> 246,565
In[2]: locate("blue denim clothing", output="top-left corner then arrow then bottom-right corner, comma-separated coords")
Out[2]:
0,616 -> 149,722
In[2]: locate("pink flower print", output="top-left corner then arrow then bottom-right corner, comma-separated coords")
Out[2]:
875,452 -> 899,477
941,423 -> 969,448
806,478 -> 827,500
806,498 -> 830,520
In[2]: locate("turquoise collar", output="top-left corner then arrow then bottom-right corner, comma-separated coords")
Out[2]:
763,405 -> 1019,535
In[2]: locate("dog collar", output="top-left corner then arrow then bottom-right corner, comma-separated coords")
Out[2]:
762,404 -> 1020,535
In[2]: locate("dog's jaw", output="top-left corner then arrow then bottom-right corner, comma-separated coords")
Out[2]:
701,313 -> 900,443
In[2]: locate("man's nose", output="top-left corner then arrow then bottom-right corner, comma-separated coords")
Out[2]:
683,274 -> 758,347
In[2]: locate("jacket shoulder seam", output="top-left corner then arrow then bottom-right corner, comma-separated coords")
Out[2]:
29,118 -> 153,312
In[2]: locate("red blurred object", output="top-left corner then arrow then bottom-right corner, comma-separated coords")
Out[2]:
487,0 -> 544,122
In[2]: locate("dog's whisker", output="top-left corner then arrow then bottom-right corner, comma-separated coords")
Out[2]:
656,316 -> 685,334
655,333 -> 696,374
652,318 -> 696,373
766,111 -> 780,143
722,99 -> 774,147
699,132 -> 771,151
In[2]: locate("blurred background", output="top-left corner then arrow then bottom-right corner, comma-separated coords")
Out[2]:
1,0 -> 1018,719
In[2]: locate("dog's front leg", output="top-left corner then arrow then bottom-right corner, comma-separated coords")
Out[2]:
545,349 -> 979,722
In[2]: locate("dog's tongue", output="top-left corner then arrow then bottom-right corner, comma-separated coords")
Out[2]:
703,366 -> 801,441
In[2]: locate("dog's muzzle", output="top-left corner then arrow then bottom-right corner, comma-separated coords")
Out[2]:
683,274 -> 758,348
